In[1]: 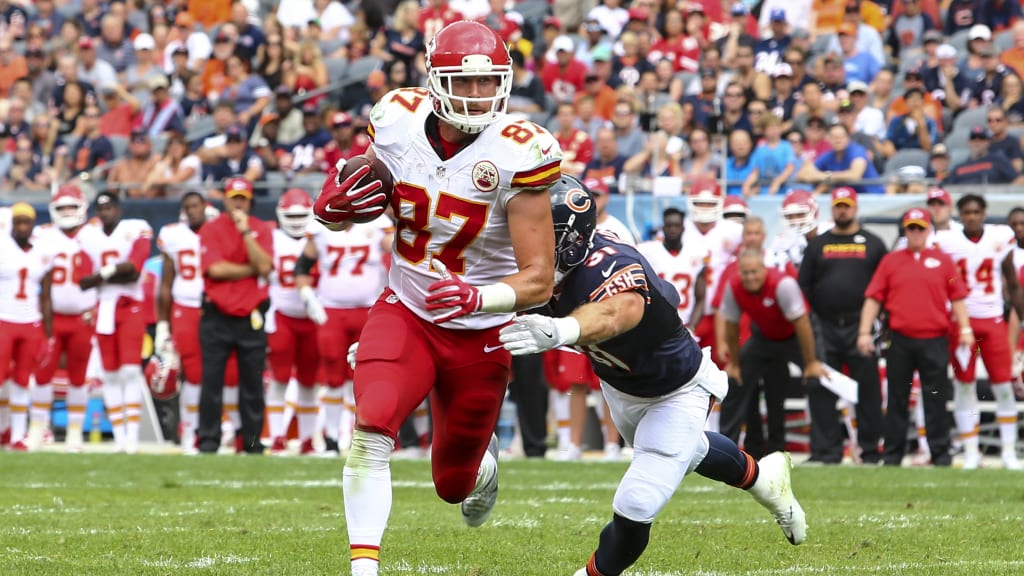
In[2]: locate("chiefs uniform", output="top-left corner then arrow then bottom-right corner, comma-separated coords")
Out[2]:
684,218 -> 742,344
418,1 -> 463,41
556,127 -> 594,177
637,239 -> 709,327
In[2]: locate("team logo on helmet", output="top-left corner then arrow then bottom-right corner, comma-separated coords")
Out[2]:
472,160 -> 499,192
566,187 -> 592,213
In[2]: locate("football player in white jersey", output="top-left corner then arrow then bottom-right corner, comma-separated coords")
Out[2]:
266,189 -> 326,455
934,194 -> 1024,470
1,204 -> 54,451
1008,207 -> 1024,390
31,185 -> 98,452
77,192 -> 154,454
295,213 -> 393,454
767,188 -> 831,270
682,177 -> 742,357
638,207 -> 708,329
156,192 -> 241,454
312,20 -> 560,576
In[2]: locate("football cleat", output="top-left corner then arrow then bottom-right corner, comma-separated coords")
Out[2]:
572,569 -> 587,576
555,444 -> 582,461
65,424 -> 84,453
461,434 -> 499,527
9,440 -> 30,452
1001,450 -> 1021,470
324,437 -> 340,454
299,438 -> 316,455
270,437 -> 288,454
748,451 -> 806,545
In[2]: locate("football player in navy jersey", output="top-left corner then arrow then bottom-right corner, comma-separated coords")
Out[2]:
499,176 -> 807,576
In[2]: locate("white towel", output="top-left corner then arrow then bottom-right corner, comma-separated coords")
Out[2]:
95,299 -> 116,336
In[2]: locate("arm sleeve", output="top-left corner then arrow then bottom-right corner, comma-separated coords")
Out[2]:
127,236 -> 152,271
775,276 -> 808,321
720,284 -> 741,323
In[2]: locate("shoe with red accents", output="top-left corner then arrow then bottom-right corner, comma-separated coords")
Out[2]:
270,437 -> 288,454
299,439 -> 316,455
234,434 -> 245,454
9,440 -> 30,452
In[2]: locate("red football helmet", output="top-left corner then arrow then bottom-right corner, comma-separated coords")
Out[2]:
722,196 -> 749,221
49,184 -> 88,229
277,188 -> 313,237
781,189 -> 819,234
686,177 -> 723,223
426,20 -> 513,134
145,352 -> 180,401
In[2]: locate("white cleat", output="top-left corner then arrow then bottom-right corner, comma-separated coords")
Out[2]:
1001,451 -> 1022,470
65,424 -> 84,453
962,449 -> 981,470
603,442 -> 622,462
573,568 -> 587,576
462,434 -> 498,527
554,444 -> 582,461
748,451 -> 807,545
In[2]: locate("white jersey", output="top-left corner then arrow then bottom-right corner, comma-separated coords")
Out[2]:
597,214 -> 636,246
934,225 -> 1016,319
637,240 -> 709,325
0,234 -> 54,324
157,223 -> 203,308
269,229 -> 309,319
767,222 -> 832,271
32,224 -> 97,315
369,87 -> 562,329
309,216 -> 392,309
78,219 -> 153,303
683,218 -> 743,314
1013,244 -> 1024,277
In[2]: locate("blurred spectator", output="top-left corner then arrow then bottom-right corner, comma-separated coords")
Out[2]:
926,142 -> 951,180
802,116 -> 833,161
685,46 -> 732,96
202,125 -> 265,191
725,128 -> 755,195
744,114 -> 797,196
5,135 -> 50,192
798,123 -> 884,194
179,74 -> 210,122
449,0 -> 490,20
78,37 -> 118,89
890,69 -> 943,131
783,46 -> 816,90
552,102 -> 594,177
374,0 -> 426,84
322,112 -> 370,167
222,54 -> 271,128
946,125 -> 1023,184
653,58 -> 684,103
867,68 -> 896,111
532,15 -> 562,68
686,68 -> 720,129
137,75 -> 186,138
280,105 -> 331,175
107,130 -> 159,198
946,0 -> 981,35
746,99 -> 769,141
231,3 -> 265,63
636,70 -> 675,129
77,0 -> 104,37
573,96 -> 605,140
126,34 -> 165,107
579,47 -> 617,120
997,73 -> 1024,123
145,130 -> 203,198
759,1 -> 812,33
22,49 -> 55,112
719,81 -> 753,133
0,38 -> 27,97
649,9 -> 700,73
168,46 -> 192,99
2,97 -> 30,141
201,24 -> 239,100
753,8 -> 791,75
258,89 -> 298,149
887,0 -> 937,61
96,13 -> 135,73
507,48 -> 546,114
28,116 -> 55,167
963,24 -> 993,74
146,3 -> 170,34
987,107 -> 1024,172
837,98 -> 884,173
624,129 -> 685,178
920,29 -> 943,68
924,44 -> 968,112
251,114 -> 284,171
827,1 -> 885,66
576,18 -> 612,68
198,101 -> 239,159
1000,21 -> 1024,78
681,127 -> 721,181
609,98 -> 647,158
51,81 -> 88,148
165,12 -> 212,72
257,33 -> 291,92
0,124 -> 10,181
190,0 -> 232,30
886,165 -> 928,194
882,87 -> 938,156
29,0 -> 62,37
786,129 -> 808,174
542,35 -> 587,102
979,0 -> 1021,32
968,44 -> 1013,107
838,22 -> 880,84
729,43 -> 771,102
588,0 -> 630,40
818,53 -> 848,105
419,0 -> 463,43
583,127 -> 627,188
63,103 -> 113,180
610,31 -> 654,90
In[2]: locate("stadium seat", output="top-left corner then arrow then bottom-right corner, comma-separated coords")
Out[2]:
950,146 -> 970,168
898,53 -> 927,74
326,57 -> 348,82
995,29 -> 1016,53
809,33 -> 835,59
952,107 -> 989,134
883,149 -> 930,176
185,116 -> 217,144
949,29 -> 972,54
109,135 -> 129,160
263,171 -> 289,197
342,55 -> 384,85
152,134 -> 168,156
944,129 -> 969,150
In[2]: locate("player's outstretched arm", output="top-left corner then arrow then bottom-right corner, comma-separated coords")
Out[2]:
500,291 -> 644,355
503,189 -> 556,309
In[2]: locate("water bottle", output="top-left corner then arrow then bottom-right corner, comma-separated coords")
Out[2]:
496,394 -> 516,452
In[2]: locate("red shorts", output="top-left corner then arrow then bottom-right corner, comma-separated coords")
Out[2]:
543,349 -> 599,393
268,311 -> 320,387
36,313 -> 94,386
96,297 -> 145,371
318,307 -> 370,387
950,316 -> 1013,383
0,319 -> 45,387
172,304 -> 238,386
354,289 -> 511,503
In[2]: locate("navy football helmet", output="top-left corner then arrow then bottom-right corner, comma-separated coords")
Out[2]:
550,175 -> 597,281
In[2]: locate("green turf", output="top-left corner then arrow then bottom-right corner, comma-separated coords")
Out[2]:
1,453 -> 1023,575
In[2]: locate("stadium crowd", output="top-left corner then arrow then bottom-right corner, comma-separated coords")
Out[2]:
0,0 -> 1023,469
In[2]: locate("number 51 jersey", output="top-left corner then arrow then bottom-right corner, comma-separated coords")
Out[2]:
368,87 -> 562,329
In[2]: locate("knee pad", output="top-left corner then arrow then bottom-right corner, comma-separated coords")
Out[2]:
347,430 -> 394,472
953,382 -> 977,412
612,465 -> 677,523
991,383 -> 1017,412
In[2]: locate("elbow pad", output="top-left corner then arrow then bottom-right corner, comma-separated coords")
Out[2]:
294,253 -> 316,277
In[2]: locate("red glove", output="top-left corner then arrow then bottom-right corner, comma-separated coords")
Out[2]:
424,259 -> 482,324
313,159 -> 388,228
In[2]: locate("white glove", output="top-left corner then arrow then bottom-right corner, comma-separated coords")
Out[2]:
300,286 -> 328,325
154,320 -> 174,356
347,342 -> 359,370
498,314 -> 581,356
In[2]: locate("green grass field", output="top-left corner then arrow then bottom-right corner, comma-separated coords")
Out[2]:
2,453 -> 1023,576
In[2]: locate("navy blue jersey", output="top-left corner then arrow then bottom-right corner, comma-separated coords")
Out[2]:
551,232 -> 704,398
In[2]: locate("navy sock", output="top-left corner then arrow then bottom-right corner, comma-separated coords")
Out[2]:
590,513 -> 651,576
695,431 -> 759,489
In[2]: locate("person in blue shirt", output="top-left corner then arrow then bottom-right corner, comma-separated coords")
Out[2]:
724,129 -> 755,195
838,22 -> 881,84
882,87 -> 938,155
797,123 -> 884,194
498,175 -> 807,576
743,114 -> 797,195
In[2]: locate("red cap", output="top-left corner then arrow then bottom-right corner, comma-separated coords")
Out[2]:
628,7 -> 649,21
926,186 -> 952,205
902,208 -> 932,229
78,37 -> 95,50
831,186 -> 857,206
224,177 -> 254,199
331,112 -> 353,127
583,177 -> 609,195
543,15 -> 562,29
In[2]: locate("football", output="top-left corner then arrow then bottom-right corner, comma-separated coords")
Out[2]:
337,155 -> 395,223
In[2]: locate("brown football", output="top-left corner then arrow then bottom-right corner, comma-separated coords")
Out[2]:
337,155 -> 395,223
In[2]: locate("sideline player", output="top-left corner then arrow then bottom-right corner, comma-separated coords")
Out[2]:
2,204 -> 53,451
498,178 -> 806,576
934,194 -> 1024,469
313,21 -> 560,576
295,213 -> 392,454
33,186 -> 97,451
78,192 -> 153,454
